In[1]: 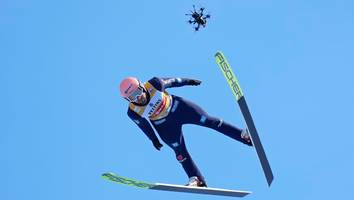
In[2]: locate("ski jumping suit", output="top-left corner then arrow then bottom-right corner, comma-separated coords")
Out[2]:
127,77 -> 251,182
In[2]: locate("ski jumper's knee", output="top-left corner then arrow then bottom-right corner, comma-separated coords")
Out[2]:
176,154 -> 187,162
199,114 -> 223,130
174,146 -> 190,163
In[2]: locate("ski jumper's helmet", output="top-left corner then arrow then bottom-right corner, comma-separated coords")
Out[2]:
119,77 -> 144,102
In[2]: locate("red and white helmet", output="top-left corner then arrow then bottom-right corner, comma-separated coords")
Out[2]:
119,77 -> 144,102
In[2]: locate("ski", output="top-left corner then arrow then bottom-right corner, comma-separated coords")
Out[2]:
102,172 -> 251,197
215,51 -> 274,186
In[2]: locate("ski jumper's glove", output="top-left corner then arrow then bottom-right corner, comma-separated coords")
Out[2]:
188,79 -> 202,86
152,139 -> 163,151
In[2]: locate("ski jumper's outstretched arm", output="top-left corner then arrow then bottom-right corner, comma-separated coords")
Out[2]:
152,77 -> 201,90
127,108 -> 160,142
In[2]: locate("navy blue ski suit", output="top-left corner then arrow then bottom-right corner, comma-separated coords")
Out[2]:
127,77 -> 251,182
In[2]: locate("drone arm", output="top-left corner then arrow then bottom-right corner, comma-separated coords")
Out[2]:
200,9 -> 204,16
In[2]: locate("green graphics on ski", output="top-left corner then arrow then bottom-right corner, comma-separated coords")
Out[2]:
102,172 -> 251,197
215,51 -> 274,186
102,172 -> 155,189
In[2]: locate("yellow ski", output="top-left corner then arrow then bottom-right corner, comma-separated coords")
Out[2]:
215,51 -> 274,186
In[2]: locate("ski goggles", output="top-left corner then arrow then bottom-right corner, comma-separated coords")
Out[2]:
125,84 -> 145,102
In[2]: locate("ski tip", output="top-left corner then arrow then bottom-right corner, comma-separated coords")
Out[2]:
214,51 -> 223,57
102,172 -> 113,176
101,172 -> 117,180
101,172 -> 156,189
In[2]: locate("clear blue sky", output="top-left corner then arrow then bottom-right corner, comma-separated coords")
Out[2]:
1,0 -> 354,200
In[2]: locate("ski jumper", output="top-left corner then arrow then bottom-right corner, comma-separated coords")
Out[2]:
127,77 -> 248,181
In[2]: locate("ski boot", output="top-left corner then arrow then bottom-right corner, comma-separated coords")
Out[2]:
241,128 -> 253,146
185,176 -> 207,187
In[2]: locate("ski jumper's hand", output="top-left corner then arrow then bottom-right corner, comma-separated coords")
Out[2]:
189,79 -> 202,86
152,139 -> 163,151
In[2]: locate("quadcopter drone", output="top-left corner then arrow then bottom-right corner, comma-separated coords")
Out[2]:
185,5 -> 211,31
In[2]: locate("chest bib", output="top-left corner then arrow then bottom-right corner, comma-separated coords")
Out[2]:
129,82 -> 172,120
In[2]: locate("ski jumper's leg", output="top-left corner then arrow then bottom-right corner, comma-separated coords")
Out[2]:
151,99 -> 205,181
176,96 -> 249,145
